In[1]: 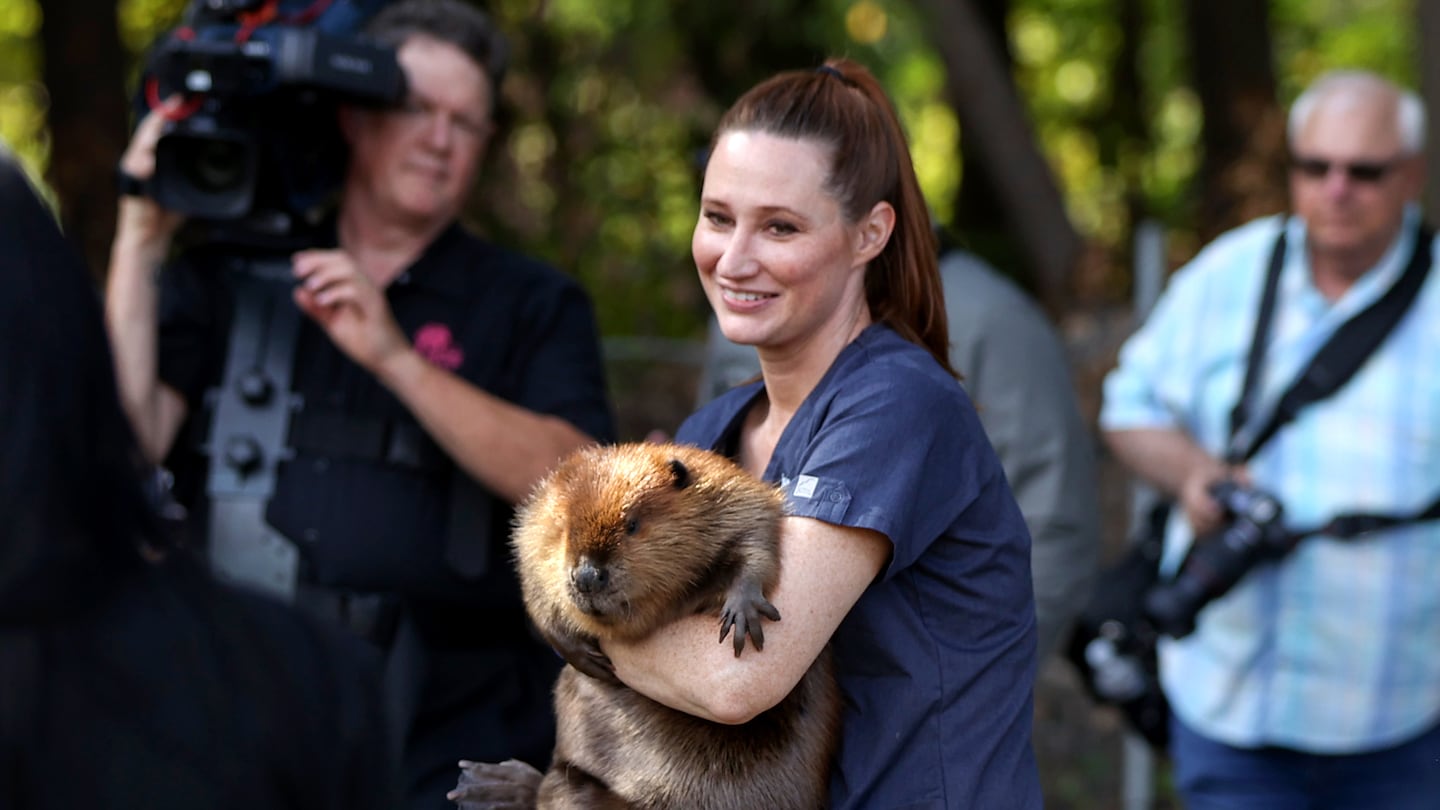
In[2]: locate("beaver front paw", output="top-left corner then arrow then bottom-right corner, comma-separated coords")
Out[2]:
719,576 -> 781,656
548,629 -> 619,685
448,758 -> 543,810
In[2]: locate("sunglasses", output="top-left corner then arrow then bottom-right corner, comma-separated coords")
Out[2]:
1290,156 -> 1404,183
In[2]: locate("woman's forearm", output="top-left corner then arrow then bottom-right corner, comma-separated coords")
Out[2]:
604,516 -> 890,724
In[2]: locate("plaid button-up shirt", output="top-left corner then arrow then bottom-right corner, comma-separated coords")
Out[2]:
1101,207 -> 1440,752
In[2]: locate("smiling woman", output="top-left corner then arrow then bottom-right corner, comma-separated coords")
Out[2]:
693,130 -> 885,357
596,58 -> 1044,810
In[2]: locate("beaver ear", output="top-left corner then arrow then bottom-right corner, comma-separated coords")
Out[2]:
667,458 -> 692,490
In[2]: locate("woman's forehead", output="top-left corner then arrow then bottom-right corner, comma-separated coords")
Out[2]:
704,131 -> 837,208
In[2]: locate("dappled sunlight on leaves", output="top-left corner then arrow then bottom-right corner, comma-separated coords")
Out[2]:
10,0 -> 1422,329
116,0 -> 184,53
845,0 -> 888,44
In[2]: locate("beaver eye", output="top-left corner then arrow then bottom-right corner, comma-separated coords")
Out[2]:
625,517 -> 639,535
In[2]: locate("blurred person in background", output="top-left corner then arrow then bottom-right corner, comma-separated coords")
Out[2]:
1101,70 -> 1440,808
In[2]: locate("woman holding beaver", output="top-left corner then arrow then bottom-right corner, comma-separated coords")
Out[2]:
600,59 -> 1044,808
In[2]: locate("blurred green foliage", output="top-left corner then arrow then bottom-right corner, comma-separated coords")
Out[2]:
0,0 -> 44,181
4,0 -> 1419,337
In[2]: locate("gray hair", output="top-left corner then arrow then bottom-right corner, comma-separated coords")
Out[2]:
366,0 -> 509,91
1288,70 -> 1427,155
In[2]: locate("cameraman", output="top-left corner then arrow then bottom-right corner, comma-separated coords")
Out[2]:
1100,71 -> 1440,808
104,1 -> 614,808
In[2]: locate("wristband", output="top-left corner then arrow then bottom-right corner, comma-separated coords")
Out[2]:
116,166 -> 147,199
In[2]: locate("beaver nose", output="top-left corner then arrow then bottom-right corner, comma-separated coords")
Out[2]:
572,561 -> 609,594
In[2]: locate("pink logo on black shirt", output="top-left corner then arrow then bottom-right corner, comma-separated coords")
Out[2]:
414,323 -> 464,370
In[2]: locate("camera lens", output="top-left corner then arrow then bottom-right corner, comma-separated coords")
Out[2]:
151,127 -> 258,220
1144,507 -> 1282,639
183,139 -> 248,193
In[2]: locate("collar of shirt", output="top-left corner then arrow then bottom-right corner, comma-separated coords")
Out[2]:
386,223 -> 473,299
1280,203 -> 1421,324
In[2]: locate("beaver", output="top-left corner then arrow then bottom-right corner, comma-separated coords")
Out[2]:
452,442 -> 841,810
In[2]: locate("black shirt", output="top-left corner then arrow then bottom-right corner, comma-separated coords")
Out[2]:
157,224 -> 615,607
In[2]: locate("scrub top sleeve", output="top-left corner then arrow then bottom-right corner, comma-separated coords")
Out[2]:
510,278 -> 616,443
788,369 -> 988,573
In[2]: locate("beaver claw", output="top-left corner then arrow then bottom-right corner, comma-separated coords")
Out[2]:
448,758 -> 543,810
719,577 -> 781,656
549,630 -> 620,685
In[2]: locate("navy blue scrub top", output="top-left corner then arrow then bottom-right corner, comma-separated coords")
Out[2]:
676,324 -> 1042,809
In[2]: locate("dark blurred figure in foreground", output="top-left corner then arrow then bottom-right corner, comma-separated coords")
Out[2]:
0,148 -> 398,809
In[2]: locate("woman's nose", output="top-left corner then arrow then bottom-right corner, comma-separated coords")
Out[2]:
714,231 -> 759,279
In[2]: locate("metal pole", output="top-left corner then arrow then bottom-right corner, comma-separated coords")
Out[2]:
1121,219 -> 1167,810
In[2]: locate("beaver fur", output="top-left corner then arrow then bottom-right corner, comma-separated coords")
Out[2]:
453,442 -> 840,810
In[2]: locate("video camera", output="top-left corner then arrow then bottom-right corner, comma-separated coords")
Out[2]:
1069,480 -> 1292,749
140,0 -> 405,246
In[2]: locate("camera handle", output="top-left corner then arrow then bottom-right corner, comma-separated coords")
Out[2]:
203,256 -> 304,601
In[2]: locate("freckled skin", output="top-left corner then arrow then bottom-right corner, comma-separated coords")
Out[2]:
456,443 -> 840,810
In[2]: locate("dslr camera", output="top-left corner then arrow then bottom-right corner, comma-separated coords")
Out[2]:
1070,480 -> 1291,749
141,0 -> 405,244
1144,480 -> 1290,638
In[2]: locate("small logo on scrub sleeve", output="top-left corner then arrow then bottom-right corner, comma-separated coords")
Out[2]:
783,474 -> 850,521
793,475 -> 819,499
413,323 -> 464,370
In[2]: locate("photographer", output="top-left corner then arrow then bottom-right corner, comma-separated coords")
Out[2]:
1100,71 -> 1440,808
104,1 -> 614,808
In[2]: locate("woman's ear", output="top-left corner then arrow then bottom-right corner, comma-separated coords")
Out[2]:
854,200 -> 896,265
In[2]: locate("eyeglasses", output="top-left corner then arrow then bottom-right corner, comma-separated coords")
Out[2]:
394,99 -> 491,141
1290,155 -> 1405,184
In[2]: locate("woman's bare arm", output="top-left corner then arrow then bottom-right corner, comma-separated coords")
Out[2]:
603,515 -> 890,724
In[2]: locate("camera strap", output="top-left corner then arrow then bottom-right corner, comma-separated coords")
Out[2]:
1227,221 -> 1434,463
1226,220 -> 1440,541
204,258 -> 305,601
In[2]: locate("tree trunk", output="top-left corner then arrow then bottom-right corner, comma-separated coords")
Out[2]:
1183,0 -> 1286,241
950,0 -> 1017,278
1096,0 -> 1148,295
1420,1 -> 1440,215
40,0 -> 131,281
914,0 -> 1082,314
